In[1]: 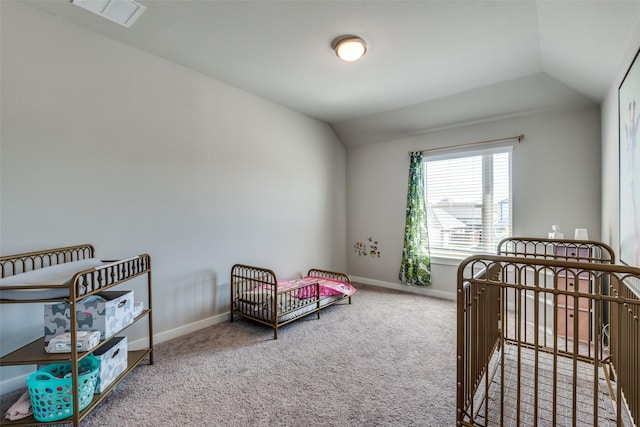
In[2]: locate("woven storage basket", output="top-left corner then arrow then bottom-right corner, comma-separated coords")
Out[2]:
26,354 -> 100,422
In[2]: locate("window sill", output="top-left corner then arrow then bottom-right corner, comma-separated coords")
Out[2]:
430,248 -> 500,264
430,251 -> 470,266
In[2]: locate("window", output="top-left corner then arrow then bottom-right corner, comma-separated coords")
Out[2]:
424,146 -> 512,256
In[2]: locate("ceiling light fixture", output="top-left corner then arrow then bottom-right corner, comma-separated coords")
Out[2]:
333,36 -> 367,62
71,0 -> 146,28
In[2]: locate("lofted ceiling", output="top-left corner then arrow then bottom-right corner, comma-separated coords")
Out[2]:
19,0 -> 640,147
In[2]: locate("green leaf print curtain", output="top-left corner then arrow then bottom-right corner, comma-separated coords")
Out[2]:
399,151 -> 431,286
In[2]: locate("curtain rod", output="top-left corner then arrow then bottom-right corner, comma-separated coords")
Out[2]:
410,133 -> 524,155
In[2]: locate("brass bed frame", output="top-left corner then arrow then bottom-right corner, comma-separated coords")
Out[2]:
230,264 -> 352,339
457,237 -> 639,426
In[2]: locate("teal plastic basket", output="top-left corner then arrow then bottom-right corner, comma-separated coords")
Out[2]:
26,354 -> 100,422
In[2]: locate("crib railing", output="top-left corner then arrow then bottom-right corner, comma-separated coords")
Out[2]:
457,240 -> 640,427
609,274 -> 640,424
456,261 -> 502,425
0,244 -> 95,277
497,237 -> 616,264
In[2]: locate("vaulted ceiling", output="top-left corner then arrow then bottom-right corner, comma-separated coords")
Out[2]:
20,0 -> 640,146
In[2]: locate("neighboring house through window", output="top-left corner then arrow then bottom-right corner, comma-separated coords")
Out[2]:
424,146 -> 512,257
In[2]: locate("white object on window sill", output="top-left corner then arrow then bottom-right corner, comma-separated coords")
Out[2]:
548,224 -> 564,239
574,228 -> 589,240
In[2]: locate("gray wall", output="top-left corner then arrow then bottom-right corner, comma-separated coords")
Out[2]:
347,107 -> 602,298
0,2 -> 346,390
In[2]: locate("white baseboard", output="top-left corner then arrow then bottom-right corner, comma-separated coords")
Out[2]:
350,276 -> 456,301
0,374 -> 34,396
1,312 -> 231,395
129,312 -> 230,349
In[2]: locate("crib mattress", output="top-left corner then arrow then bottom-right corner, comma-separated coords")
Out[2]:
234,294 -> 346,324
0,258 -> 106,300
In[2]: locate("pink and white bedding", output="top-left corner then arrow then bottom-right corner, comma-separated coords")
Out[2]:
277,276 -> 356,299
238,276 -> 356,313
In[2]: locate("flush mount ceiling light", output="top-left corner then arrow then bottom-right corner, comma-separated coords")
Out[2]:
71,0 -> 146,28
332,36 -> 367,62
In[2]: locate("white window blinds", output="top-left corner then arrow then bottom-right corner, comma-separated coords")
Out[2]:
424,146 -> 512,255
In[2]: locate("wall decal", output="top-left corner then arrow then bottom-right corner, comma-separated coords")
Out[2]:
354,237 -> 381,258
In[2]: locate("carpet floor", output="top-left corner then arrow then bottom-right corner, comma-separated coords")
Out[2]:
1,284 -> 457,426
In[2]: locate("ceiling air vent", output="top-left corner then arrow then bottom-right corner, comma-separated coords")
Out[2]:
71,0 -> 146,28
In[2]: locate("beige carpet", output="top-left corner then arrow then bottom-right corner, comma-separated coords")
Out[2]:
1,284 -> 457,426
